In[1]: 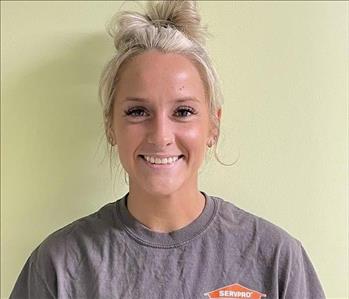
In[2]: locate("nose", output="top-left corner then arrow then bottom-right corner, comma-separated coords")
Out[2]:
146,112 -> 174,148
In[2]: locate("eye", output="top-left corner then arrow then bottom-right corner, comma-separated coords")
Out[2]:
124,106 -> 149,118
174,106 -> 197,118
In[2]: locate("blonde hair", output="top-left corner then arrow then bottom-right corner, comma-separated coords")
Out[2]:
99,1 -> 227,176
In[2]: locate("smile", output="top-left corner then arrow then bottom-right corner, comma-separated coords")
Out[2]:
140,155 -> 184,165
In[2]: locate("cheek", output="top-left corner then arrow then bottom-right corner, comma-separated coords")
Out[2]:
116,125 -> 141,140
114,124 -> 143,162
180,123 -> 209,152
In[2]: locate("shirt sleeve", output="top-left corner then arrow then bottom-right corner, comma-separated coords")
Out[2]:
282,241 -> 326,299
9,252 -> 56,299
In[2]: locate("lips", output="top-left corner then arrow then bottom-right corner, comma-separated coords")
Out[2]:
139,155 -> 184,166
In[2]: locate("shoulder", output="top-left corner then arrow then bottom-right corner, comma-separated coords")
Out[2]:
211,195 -> 302,259
209,195 -> 326,298
30,201 -> 119,273
10,201 -> 122,298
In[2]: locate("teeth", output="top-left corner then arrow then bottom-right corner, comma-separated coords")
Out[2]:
143,155 -> 181,165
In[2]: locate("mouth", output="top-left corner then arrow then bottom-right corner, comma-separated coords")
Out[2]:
139,155 -> 185,166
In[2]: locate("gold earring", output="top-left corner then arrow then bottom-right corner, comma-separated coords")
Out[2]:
207,136 -> 217,148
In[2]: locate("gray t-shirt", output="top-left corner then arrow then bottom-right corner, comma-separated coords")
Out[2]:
10,193 -> 326,299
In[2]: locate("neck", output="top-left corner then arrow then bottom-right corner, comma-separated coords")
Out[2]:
126,184 -> 206,233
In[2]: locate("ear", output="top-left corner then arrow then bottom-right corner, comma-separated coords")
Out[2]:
210,108 -> 222,135
108,127 -> 117,146
216,108 -> 222,121
207,108 -> 222,147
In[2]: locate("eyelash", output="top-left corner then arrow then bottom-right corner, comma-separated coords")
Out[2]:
124,106 -> 197,118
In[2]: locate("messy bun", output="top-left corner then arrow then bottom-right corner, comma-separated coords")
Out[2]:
145,1 -> 206,44
99,0 -> 224,172
110,1 -> 207,52
109,1 -> 206,52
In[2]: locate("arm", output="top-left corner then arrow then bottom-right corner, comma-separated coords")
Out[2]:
282,242 -> 326,299
10,251 -> 57,299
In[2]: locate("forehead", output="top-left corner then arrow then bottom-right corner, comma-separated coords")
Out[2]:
115,50 -> 206,102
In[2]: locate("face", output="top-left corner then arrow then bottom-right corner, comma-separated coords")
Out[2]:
111,50 -> 219,197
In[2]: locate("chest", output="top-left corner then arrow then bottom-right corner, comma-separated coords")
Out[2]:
60,240 -> 278,299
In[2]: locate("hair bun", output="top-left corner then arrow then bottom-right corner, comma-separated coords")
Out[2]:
109,1 -> 207,51
146,0 -> 207,45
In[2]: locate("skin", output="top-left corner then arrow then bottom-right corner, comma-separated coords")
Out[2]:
110,50 -> 221,233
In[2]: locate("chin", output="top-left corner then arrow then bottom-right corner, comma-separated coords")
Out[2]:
141,180 -> 184,197
144,186 -> 180,197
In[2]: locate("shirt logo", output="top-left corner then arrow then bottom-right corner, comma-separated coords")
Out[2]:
204,283 -> 267,299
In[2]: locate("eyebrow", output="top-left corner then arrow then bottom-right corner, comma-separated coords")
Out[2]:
124,96 -> 201,103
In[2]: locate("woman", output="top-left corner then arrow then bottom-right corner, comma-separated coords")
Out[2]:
10,1 -> 326,298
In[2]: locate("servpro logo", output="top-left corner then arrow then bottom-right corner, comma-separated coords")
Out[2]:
204,283 -> 266,299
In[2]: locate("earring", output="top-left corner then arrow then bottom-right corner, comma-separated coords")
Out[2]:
207,137 -> 216,148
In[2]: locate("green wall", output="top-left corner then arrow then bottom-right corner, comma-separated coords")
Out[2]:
1,1 -> 348,298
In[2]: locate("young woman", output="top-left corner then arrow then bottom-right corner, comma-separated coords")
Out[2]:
10,1 -> 326,298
